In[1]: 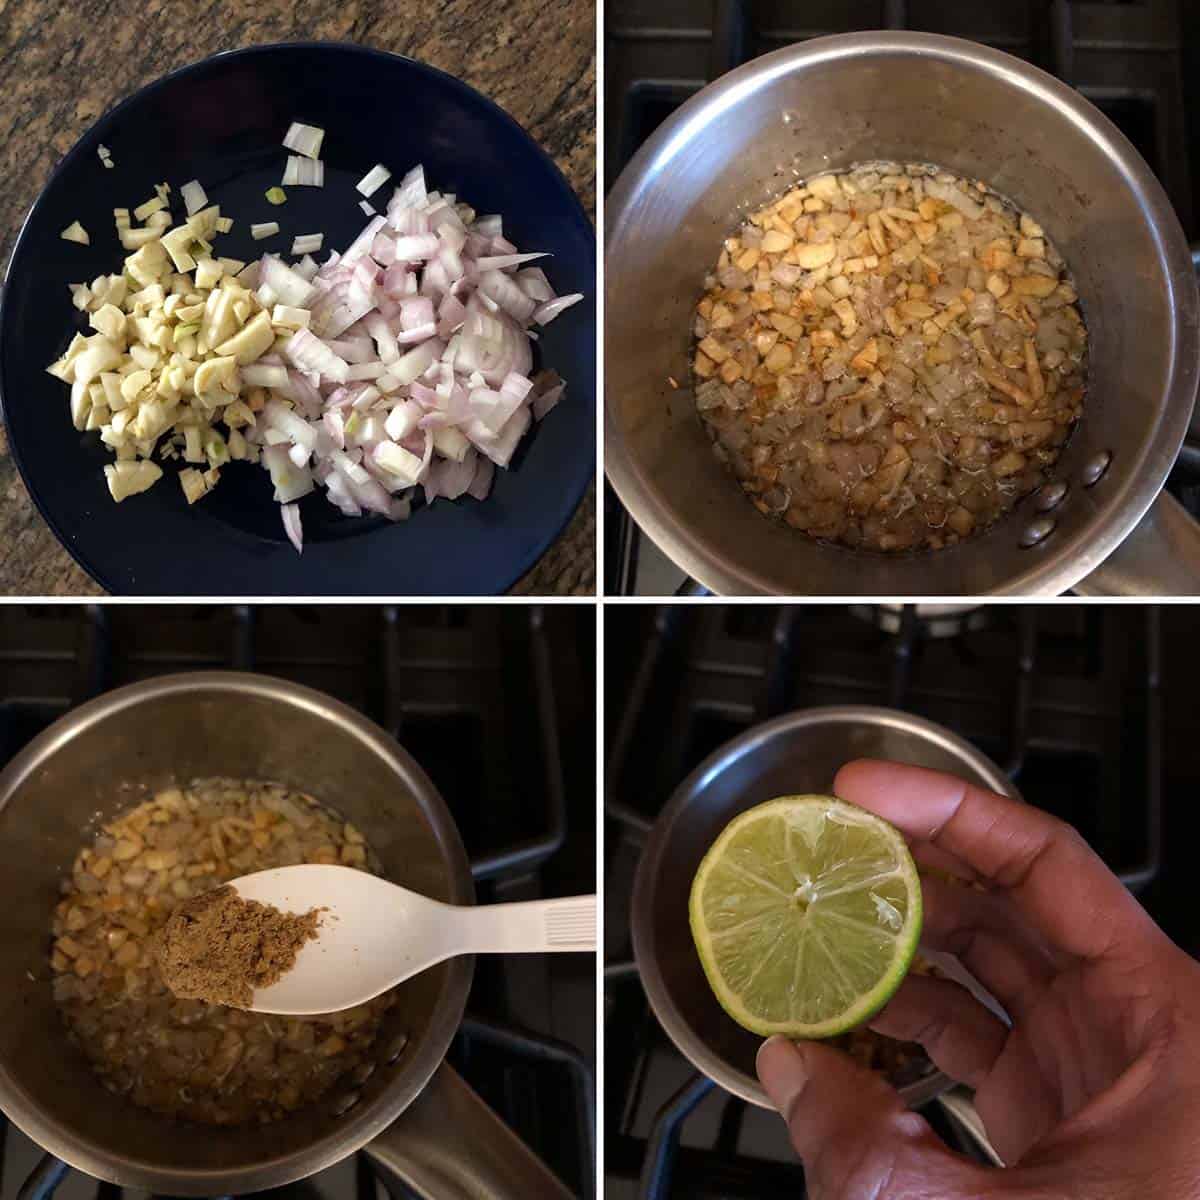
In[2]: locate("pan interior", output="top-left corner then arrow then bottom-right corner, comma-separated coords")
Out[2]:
0,683 -> 468,1182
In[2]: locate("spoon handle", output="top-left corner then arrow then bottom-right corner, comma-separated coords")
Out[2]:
449,895 -> 596,955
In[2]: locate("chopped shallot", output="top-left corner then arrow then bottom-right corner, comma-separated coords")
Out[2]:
280,503 -> 304,552
291,233 -> 325,256
282,156 -> 324,187
357,164 -> 392,196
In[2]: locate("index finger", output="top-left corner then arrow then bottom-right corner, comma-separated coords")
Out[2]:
833,759 -> 1155,961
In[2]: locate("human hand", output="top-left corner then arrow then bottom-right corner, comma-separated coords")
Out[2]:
756,759 -> 1200,1199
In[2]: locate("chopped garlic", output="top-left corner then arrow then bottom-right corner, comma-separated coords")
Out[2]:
104,460 -> 162,502
290,233 -> 324,256
44,183 -> 313,504
134,196 -> 166,222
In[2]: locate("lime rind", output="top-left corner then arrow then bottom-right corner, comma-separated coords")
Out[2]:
689,795 -> 922,1039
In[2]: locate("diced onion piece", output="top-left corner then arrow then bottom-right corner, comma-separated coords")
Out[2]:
372,441 -> 425,485
391,338 -> 444,386
356,164 -> 392,197
242,363 -> 289,388
61,221 -> 90,245
260,255 -> 317,307
263,444 -> 314,503
391,165 -> 427,211
181,180 -> 208,216
474,252 -> 549,271
282,122 -> 325,159
385,400 -> 421,441
283,328 -> 349,383
280,502 -> 304,552
467,456 -> 495,501
282,156 -> 324,187
293,255 -> 319,282
534,293 -> 584,325
475,405 -> 531,468
264,397 -> 318,450
251,222 -> 280,241
291,233 -> 325,256
516,267 -> 555,302
392,234 -> 440,262
359,200 -> 377,216
272,304 -> 311,329
533,381 -> 565,420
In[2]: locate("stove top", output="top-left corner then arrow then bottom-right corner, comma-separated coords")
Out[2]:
0,605 -> 595,1200
604,0 -> 1200,593
604,603 -> 1197,1197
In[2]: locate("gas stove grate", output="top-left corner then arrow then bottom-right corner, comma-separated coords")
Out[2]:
0,605 -> 566,884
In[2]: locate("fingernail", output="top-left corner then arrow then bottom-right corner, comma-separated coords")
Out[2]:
756,1036 -> 807,1114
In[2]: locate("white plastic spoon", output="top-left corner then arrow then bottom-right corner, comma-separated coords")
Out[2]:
225,864 -> 596,1015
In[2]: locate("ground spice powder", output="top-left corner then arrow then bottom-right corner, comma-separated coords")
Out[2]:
156,885 -> 321,1008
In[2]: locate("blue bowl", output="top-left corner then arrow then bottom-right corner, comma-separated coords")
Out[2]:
0,43 -> 595,595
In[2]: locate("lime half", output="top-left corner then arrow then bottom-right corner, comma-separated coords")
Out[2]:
689,795 -> 922,1038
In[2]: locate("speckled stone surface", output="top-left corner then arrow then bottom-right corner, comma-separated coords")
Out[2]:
0,0 -> 595,596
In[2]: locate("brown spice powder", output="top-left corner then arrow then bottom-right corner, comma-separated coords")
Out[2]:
155,885 -> 321,1009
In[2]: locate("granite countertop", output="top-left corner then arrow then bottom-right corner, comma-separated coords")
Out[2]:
0,0 -> 594,596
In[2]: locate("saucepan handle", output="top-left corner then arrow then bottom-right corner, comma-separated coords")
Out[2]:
364,1062 -> 574,1199
1075,243 -> 1200,595
1073,490 -> 1200,595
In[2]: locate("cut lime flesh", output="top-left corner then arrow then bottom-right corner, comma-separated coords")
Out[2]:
689,795 -> 922,1038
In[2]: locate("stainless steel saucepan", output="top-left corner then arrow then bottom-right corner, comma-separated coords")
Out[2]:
630,705 -> 1018,1116
606,32 -> 1200,595
0,673 -> 572,1199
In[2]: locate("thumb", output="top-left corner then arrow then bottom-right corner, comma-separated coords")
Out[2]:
757,1036 -> 977,1199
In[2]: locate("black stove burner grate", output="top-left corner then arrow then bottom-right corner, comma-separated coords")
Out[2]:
0,605 -> 567,883
0,605 -> 594,1200
604,604 -> 1166,1198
